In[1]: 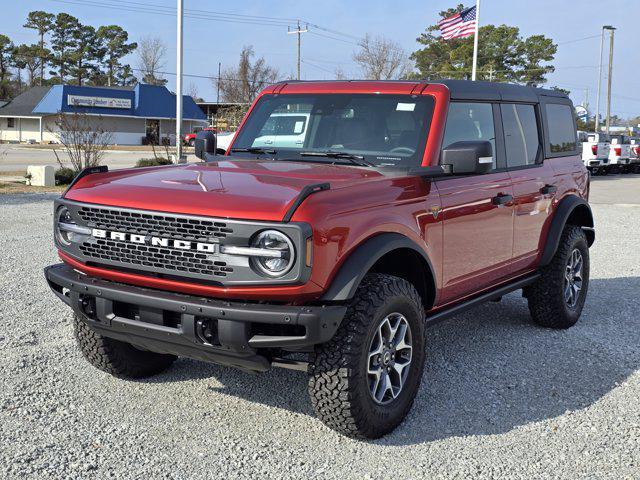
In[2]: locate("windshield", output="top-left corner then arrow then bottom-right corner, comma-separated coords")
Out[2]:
232,94 -> 435,168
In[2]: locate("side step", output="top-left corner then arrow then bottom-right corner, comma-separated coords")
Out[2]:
425,273 -> 540,327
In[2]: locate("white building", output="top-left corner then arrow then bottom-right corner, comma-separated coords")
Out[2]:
0,84 -> 207,145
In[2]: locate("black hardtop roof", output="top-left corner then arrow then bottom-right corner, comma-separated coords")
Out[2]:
439,79 -> 569,102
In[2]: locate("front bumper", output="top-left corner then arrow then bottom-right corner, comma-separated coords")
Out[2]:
45,264 -> 346,372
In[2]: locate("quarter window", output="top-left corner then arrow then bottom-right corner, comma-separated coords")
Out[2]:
546,103 -> 577,153
442,102 -> 496,168
501,104 -> 540,167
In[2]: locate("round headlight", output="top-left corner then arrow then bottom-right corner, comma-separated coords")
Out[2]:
250,230 -> 295,277
55,206 -> 76,245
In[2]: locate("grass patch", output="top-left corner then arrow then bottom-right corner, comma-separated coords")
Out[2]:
0,180 -> 65,194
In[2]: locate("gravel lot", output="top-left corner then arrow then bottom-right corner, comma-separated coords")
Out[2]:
1,178 -> 639,479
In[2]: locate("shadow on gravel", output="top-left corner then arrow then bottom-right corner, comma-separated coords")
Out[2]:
0,193 -> 60,206
137,276 -> 640,444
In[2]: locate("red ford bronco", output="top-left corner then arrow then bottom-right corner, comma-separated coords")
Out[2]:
45,80 -> 594,438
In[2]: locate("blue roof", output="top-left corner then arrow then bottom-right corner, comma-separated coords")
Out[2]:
32,84 -> 206,120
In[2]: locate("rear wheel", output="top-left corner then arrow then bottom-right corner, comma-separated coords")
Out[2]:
308,274 -> 426,439
525,225 -> 589,329
73,315 -> 176,378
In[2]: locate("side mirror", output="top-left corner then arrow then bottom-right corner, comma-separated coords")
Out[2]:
195,130 -> 216,161
441,141 -> 493,175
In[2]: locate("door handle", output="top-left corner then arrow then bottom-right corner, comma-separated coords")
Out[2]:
540,184 -> 557,195
492,193 -> 513,206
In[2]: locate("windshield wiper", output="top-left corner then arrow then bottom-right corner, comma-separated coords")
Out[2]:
231,147 -> 277,155
300,151 -> 374,167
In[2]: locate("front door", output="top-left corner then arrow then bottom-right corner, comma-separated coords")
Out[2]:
436,102 -> 515,304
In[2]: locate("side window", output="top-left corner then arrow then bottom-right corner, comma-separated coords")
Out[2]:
442,102 -> 496,168
546,103 -> 577,153
500,104 -> 540,168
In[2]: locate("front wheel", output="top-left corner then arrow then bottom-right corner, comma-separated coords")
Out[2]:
308,274 -> 426,439
73,315 -> 176,378
525,225 -> 590,329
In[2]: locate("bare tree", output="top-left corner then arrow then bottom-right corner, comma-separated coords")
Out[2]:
137,35 -> 167,86
353,34 -> 412,80
186,82 -> 201,102
49,110 -> 113,171
216,46 -> 279,103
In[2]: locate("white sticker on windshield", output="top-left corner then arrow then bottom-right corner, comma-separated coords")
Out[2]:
294,121 -> 304,134
396,102 -> 416,112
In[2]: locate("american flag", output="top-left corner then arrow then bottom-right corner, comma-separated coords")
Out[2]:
438,6 -> 477,40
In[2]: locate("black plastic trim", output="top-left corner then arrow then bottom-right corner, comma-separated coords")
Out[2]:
45,263 -> 347,371
425,273 -> 540,327
321,233 -> 436,302
282,182 -> 330,222
539,195 -> 595,266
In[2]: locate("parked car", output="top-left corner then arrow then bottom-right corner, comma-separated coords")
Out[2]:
607,134 -> 632,173
45,80 -> 594,439
581,132 -> 611,175
183,127 -> 215,147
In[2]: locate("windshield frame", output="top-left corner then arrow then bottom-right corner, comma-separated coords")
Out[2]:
230,93 -> 435,170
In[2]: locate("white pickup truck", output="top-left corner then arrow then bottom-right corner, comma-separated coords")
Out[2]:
608,134 -> 632,173
581,133 -> 611,174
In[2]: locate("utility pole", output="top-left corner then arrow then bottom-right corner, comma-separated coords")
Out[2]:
288,21 -> 308,80
605,26 -> 616,135
175,0 -> 185,163
594,27 -> 605,132
214,61 -> 221,129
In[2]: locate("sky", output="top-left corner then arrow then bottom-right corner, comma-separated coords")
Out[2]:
2,0 -> 639,119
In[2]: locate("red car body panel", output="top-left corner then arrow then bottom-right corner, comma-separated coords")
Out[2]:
59,80 -> 588,311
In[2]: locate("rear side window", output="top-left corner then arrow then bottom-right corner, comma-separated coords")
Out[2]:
545,104 -> 577,153
501,104 -> 540,167
442,102 -> 496,168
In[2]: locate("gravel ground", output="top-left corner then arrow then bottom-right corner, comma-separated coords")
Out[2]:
1,181 -> 639,479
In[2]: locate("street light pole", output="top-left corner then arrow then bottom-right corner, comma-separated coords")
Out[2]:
594,27 -> 605,132
605,27 -> 616,135
175,0 -> 184,163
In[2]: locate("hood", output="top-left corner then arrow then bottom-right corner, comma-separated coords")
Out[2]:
64,158 -> 385,221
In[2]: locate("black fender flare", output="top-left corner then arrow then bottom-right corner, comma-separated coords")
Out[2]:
320,233 -> 436,302
540,195 -> 595,267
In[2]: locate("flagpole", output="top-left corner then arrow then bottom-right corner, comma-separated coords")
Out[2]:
471,0 -> 481,81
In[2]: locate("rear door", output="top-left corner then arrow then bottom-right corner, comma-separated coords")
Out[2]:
436,102 -> 515,303
500,103 -> 555,273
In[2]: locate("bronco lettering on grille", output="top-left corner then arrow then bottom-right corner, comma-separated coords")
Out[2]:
91,228 -> 217,253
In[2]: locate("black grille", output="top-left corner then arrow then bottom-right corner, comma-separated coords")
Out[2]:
78,206 -> 234,241
80,238 -> 234,277
76,206 -> 235,277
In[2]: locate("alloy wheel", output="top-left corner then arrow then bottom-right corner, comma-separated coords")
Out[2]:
367,313 -> 413,405
564,248 -> 583,308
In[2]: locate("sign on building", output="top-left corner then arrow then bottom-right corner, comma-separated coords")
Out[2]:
67,95 -> 132,109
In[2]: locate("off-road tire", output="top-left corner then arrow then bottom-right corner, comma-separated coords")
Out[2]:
525,225 -> 590,329
73,314 -> 176,378
308,274 -> 426,439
